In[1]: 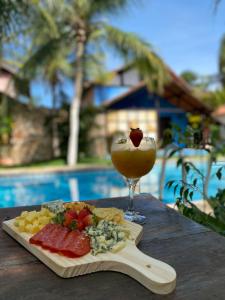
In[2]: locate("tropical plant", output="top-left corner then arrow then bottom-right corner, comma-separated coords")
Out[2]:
18,0 -> 167,166
163,122 -> 225,236
214,0 -> 223,10
79,106 -> 102,158
180,70 -> 199,86
219,34 -> 225,87
166,168 -> 225,236
19,4 -> 74,157
0,0 -> 29,41
202,89 -> 225,109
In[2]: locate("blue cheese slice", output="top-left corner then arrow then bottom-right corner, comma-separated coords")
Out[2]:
41,200 -> 64,214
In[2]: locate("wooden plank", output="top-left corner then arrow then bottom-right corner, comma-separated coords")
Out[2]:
1,196 -> 223,300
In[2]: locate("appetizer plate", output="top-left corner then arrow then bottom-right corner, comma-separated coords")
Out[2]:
3,219 -> 176,295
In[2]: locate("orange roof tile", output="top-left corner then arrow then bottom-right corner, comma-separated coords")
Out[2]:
213,105 -> 225,116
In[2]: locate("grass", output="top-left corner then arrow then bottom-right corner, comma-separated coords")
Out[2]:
0,157 -> 112,169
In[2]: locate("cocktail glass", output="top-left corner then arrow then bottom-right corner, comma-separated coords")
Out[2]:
111,134 -> 156,223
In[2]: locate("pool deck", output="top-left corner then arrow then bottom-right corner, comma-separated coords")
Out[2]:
0,164 -> 112,176
0,155 -> 216,176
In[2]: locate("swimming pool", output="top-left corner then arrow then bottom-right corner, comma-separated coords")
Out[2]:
0,161 -> 224,208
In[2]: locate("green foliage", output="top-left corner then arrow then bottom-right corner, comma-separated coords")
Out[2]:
0,97 -> 12,145
11,0 -> 167,92
165,123 -> 225,237
105,24 -> 168,92
219,34 -> 225,86
53,104 -> 102,159
202,89 -> 225,109
78,106 -> 102,158
180,70 -> 198,86
0,0 -> 29,40
0,116 -> 12,144
177,200 -> 225,236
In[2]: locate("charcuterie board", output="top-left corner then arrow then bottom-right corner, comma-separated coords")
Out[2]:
2,218 -> 176,295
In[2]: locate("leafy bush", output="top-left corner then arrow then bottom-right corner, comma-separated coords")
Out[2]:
164,121 -> 225,236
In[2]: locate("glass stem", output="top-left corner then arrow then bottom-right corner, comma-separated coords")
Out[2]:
127,178 -> 139,212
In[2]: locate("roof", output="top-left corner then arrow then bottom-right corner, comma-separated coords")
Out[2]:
0,61 -> 17,75
103,70 -> 212,115
213,105 -> 225,116
85,63 -> 212,115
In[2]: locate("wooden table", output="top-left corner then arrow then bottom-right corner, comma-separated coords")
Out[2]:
1,195 -> 225,300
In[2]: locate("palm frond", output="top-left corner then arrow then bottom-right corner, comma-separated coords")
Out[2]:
89,0 -> 138,16
103,24 -> 169,92
37,6 -> 59,38
0,0 -> 29,40
219,34 -> 225,86
21,38 -> 64,78
83,52 -> 108,82
214,0 -> 222,8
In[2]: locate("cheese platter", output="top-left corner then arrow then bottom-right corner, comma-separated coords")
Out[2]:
2,202 -> 176,295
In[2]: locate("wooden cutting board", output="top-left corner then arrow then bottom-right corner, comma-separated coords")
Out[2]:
2,219 -> 176,295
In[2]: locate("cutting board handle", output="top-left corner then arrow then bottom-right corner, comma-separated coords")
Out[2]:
110,243 -> 176,295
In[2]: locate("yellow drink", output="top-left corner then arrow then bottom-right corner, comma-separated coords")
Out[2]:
111,148 -> 156,179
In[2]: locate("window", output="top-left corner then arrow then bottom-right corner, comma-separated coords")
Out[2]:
106,110 -> 157,138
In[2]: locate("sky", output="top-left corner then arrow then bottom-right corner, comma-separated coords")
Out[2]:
32,0 -> 225,107
107,0 -> 225,76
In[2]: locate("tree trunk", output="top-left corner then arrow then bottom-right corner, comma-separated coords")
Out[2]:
180,149 -> 187,203
51,84 -> 60,158
203,153 -> 213,200
67,38 -> 85,166
159,145 -> 170,201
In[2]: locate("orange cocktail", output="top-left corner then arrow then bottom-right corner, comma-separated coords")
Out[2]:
111,148 -> 156,179
111,129 -> 156,223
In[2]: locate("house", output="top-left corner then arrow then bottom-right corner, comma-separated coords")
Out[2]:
213,104 -> 225,138
0,62 -> 17,98
0,63 -> 62,166
83,66 -> 213,157
213,104 -> 225,124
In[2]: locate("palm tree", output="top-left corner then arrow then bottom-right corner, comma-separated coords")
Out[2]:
219,35 -> 225,86
20,0 -> 168,165
0,0 -> 28,41
20,5 -> 73,157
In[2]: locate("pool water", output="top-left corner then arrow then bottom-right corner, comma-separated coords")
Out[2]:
0,162 -> 224,208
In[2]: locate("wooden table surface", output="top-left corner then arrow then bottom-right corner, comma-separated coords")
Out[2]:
1,195 -> 225,300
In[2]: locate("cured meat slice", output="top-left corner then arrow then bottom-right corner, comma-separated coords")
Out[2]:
42,226 -> 69,252
41,224 -> 63,250
60,231 -> 90,258
29,224 -> 91,258
30,224 -> 56,246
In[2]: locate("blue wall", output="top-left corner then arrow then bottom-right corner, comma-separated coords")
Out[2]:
159,97 -> 177,109
159,111 -> 187,132
94,85 -> 129,105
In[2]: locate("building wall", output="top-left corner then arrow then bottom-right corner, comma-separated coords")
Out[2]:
0,100 -> 54,165
110,69 -> 140,86
0,71 -> 16,98
88,85 -> 190,157
106,109 -> 158,139
89,113 -> 108,157
158,111 -> 188,142
215,115 -> 225,139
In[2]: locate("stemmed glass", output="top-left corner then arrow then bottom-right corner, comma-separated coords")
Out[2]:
111,131 -> 156,223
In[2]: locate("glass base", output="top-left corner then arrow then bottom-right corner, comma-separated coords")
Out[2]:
124,210 -> 146,224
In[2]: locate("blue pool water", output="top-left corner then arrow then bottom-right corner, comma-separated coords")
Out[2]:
0,161 -> 224,208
